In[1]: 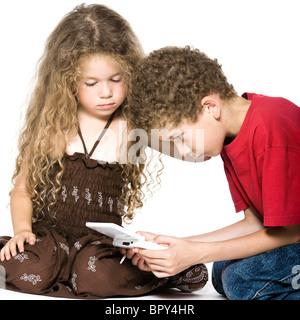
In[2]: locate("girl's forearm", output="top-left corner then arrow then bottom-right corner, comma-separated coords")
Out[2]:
10,190 -> 33,235
195,223 -> 300,264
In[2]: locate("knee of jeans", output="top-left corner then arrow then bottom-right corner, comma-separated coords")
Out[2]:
222,261 -> 256,300
212,261 -> 229,295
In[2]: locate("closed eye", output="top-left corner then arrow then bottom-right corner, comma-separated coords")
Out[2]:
84,82 -> 97,87
111,78 -> 122,83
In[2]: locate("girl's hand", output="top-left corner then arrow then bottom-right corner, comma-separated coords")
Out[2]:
0,231 -> 36,261
135,234 -> 201,278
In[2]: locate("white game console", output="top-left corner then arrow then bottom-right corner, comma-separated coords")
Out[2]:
85,222 -> 167,250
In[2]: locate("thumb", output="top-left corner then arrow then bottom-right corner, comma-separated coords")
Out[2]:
136,231 -> 157,241
153,234 -> 174,245
27,233 -> 36,245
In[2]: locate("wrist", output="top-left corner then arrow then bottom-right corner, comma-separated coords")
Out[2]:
189,240 -> 207,264
14,226 -> 33,236
191,241 -> 215,264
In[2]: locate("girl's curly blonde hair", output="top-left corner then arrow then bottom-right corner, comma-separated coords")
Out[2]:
13,4 -> 149,224
126,46 -> 237,132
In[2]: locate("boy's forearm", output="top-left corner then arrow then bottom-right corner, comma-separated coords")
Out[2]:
196,223 -> 300,264
185,207 -> 264,242
185,219 -> 257,242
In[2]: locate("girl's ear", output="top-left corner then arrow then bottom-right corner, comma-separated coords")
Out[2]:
200,95 -> 221,120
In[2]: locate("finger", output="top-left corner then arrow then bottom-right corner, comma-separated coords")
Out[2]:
144,259 -> 170,271
141,258 -> 168,270
131,253 -> 142,266
137,248 -> 168,260
137,258 -> 151,272
136,231 -> 157,241
0,248 -> 5,261
153,234 -> 174,245
9,239 -> 18,257
147,261 -> 173,276
17,238 -> 25,253
27,233 -> 36,245
126,249 -> 136,260
152,270 -> 172,278
4,242 -> 12,260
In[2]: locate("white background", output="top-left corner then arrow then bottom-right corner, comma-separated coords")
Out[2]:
1,0 -> 299,240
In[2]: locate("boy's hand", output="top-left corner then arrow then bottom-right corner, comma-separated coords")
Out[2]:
135,235 -> 200,278
120,231 -> 160,272
119,247 -> 152,272
0,231 -> 36,261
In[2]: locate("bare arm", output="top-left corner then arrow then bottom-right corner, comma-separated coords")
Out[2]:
10,168 -> 33,234
133,208 -> 300,278
185,207 -> 265,242
0,167 -> 36,261
197,223 -> 300,264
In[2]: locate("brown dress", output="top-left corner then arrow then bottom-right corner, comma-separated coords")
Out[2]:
0,113 -> 208,299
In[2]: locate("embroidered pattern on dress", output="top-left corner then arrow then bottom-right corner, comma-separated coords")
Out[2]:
62,185 -> 67,202
87,256 -> 96,272
151,278 -> 169,291
74,241 -> 82,251
72,186 -> 79,202
91,240 -> 101,245
59,242 -> 70,256
108,197 -> 113,212
61,186 -> 121,212
85,188 -> 92,205
180,266 -> 206,284
14,253 -> 29,263
66,286 -> 72,292
98,192 -> 103,207
116,197 -> 120,210
71,271 -> 78,291
135,285 -> 142,290
20,273 -> 42,285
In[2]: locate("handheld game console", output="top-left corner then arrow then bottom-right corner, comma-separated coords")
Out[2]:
85,222 -> 166,250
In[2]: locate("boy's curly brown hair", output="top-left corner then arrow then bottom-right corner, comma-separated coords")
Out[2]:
126,46 -> 236,132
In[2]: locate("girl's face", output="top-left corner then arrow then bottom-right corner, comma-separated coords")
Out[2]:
77,55 -> 126,119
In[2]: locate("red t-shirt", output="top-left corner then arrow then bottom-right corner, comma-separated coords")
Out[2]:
221,93 -> 300,226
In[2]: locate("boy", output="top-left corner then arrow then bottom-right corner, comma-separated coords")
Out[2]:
124,46 -> 300,300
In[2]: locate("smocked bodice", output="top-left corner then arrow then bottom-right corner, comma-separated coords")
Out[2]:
57,152 -> 123,238
34,112 -> 124,242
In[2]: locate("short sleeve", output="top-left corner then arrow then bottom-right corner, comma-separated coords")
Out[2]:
262,147 -> 300,226
223,163 -> 248,213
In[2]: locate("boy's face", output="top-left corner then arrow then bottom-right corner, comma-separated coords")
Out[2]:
155,109 -> 226,162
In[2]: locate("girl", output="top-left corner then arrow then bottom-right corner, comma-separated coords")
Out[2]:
0,4 -> 207,299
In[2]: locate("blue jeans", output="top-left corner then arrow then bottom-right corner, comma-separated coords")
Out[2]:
212,242 -> 300,300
